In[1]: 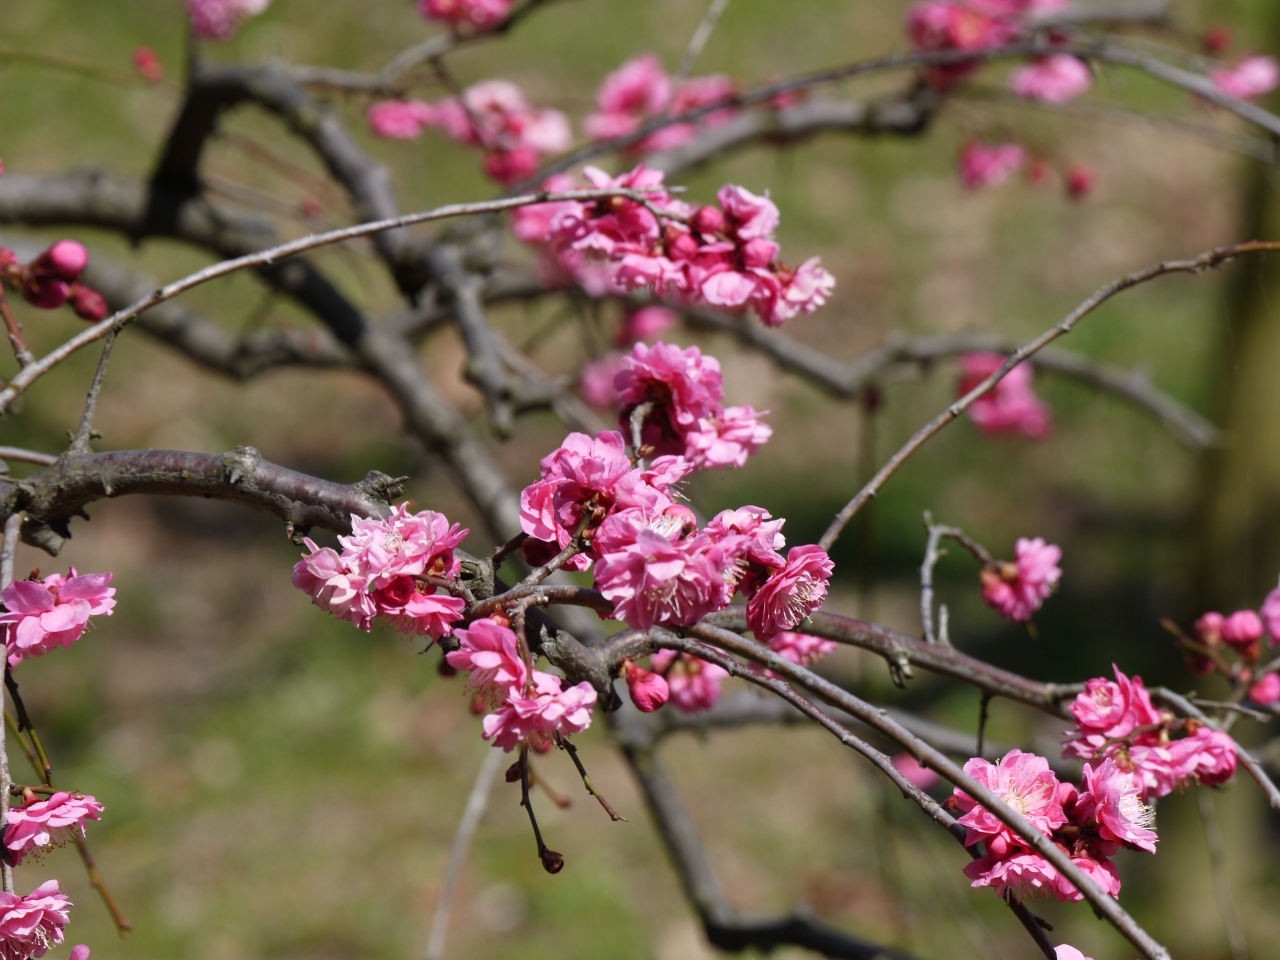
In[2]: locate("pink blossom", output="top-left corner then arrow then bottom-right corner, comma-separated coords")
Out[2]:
1168,727 -> 1237,786
616,341 -> 724,457
980,537 -> 1061,622
367,100 -> 437,140
584,55 -> 673,141
1010,55 -> 1092,103
768,631 -> 837,667
953,749 -> 1067,850
1077,759 -> 1157,853
1212,56 -> 1280,100
447,617 -> 529,709
1055,948 -> 1094,960
417,0 -> 514,30
578,355 -> 626,408
292,540 -> 377,630
717,185 -> 781,241
624,661 -> 670,712
338,505 -> 467,587
959,142 -> 1028,189
746,544 -> 834,641
651,650 -> 729,712
511,173 -> 576,245
0,570 -> 117,667
594,512 -> 735,630
482,671 -> 597,751
964,848 -> 1119,903
686,405 -> 773,469
69,285 -> 108,323
0,880 -> 71,960
1059,854 -> 1121,901
1221,609 -> 1264,650
133,47 -> 163,83
70,948 -> 89,960
615,306 -> 677,346
959,353 -> 1052,439
1250,672 -> 1280,705
907,2 -> 1016,88
1122,742 -> 1182,799
1066,165 -> 1097,200
187,0 -> 270,40
756,257 -> 837,327
1066,664 -> 1162,743
43,242 -> 88,281
5,793 -> 103,865
371,578 -> 467,638
892,753 -> 940,790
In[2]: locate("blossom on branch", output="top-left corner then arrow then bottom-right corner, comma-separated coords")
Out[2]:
624,661 -> 670,712
187,0 -> 270,41
1077,759 -> 1157,853
1211,56 -> 1280,100
979,537 -> 1061,622
958,143 -> 1028,189
651,650 -> 729,712
0,569 -> 116,667
367,100 -> 437,140
0,880 -> 71,960
482,671 -> 597,752
5,793 -> 104,865
445,617 -> 529,709
953,750 -> 1067,852
1010,55 -> 1092,103
418,0 -> 515,31
746,544 -> 834,640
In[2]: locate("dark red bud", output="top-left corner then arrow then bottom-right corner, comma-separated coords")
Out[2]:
519,536 -> 561,568
539,848 -> 565,874
23,278 -> 69,310
504,761 -> 523,783
69,284 -> 108,322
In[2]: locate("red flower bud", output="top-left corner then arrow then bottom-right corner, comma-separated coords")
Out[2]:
69,284 -> 108,323
43,240 -> 89,281
691,205 -> 725,236
624,661 -> 669,713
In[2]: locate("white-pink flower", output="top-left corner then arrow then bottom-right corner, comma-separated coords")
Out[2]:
980,537 -> 1061,622
0,880 -> 71,960
958,142 -> 1028,189
446,617 -> 528,709
1211,56 -> 1280,100
1010,55 -> 1092,103
746,544 -> 833,640
651,650 -> 729,713
0,570 -> 116,667
1077,759 -> 1157,853
5,793 -> 104,865
482,671 -> 597,752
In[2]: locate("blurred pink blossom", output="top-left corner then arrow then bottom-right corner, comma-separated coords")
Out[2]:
1212,55 -> 1280,100
958,142 -> 1028,189
187,0 -> 270,40
1221,609 -> 1264,650
891,753 -> 940,790
651,650 -> 730,712
615,306 -> 677,347
417,0 -> 514,31
367,100 -> 436,140
1250,672 -> 1280,705
959,353 -> 1052,439
1010,55 -> 1092,103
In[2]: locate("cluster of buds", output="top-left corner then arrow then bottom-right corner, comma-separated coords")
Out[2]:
1173,580 -> 1280,705
0,241 -> 107,323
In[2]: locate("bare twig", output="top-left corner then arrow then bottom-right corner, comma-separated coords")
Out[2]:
919,513 -> 994,644
1196,789 -> 1248,960
821,240 -> 1280,551
69,331 -> 116,454
0,448 -> 56,468
670,0 -> 732,93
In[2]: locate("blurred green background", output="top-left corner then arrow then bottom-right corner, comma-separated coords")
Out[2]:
2,0 -> 1280,957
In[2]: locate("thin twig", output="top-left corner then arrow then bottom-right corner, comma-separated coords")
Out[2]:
820,240 -> 1280,550
0,448 -> 56,467
424,746 -> 505,960
919,514 -> 994,644
69,331 -> 116,454
558,735 -> 625,821
0,293 -> 34,368
670,0 -> 731,93
1196,789 -> 1248,960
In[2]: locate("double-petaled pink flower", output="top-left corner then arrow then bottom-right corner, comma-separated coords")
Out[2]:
584,54 -> 736,153
953,749 -> 1067,852
959,353 -> 1052,439
617,341 -> 725,454
417,0 -> 514,31
1211,56 -> 1280,100
187,0 -> 270,40
651,650 -> 730,713
0,880 -> 71,960
980,537 -> 1061,622
1010,55 -> 1092,103
1077,759 -> 1157,853
0,570 -> 116,667
746,544 -> 834,641
482,671 -> 597,752
445,618 -> 528,709
5,793 -> 104,865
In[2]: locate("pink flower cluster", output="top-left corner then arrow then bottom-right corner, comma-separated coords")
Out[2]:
955,749 -> 1155,903
446,618 -> 596,752
906,0 -> 1069,89
0,880 -> 71,960
417,0 -> 513,31
292,505 -> 469,640
578,306 -> 678,409
368,80 -> 571,184
513,165 -> 835,326
584,54 -> 737,154
959,353 -> 1052,438
1211,56 -> 1280,100
1180,579 -> 1280,705
5,793 -> 103,866
0,569 -> 116,667
1064,665 -> 1238,799
618,341 -> 771,468
980,537 -> 1061,622
650,651 -> 728,713
186,0 -> 270,40
0,241 -> 108,323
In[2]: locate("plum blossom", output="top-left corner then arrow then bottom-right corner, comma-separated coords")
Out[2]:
482,671 -> 597,752
651,650 -> 729,712
953,750 -> 1067,850
686,406 -> 773,469
585,54 -> 736,153
768,631 -> 837,668
417,0 -> 513,30
624,661 -> 670,712
958,142 -> 1028,189
367,100 -> 437,140
0,880 -> 71,960
291,542 -> 378,630
617,341 -> 724,457
1250,672 -> 1280,705
187,0 -> 270,40
959,353 -> 1052,438
980,537 -> 1061,622
746,544 -> 834,640
615,306 -> 677,347
1167,727 -> 1237,786
133,47 -> 163,83
1077,759 -> 1157,853
892,754 -> 940,790
1010,55 -> 1092,103
1055,948 -> 1094,960
5,793 -> 104,865
445,618 -> 528,709
1221,609 -> 1264,650
593,510 -> 736,630
0,570 -> 116,667
1211,56 -> 1280,100
1066,165 -> 1097,199
578,354 -> 626,408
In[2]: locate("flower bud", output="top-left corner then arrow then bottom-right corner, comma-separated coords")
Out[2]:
624,661 -> 669,713
1250,672 -> 1280,705
1066,165 -> 1096,200
69,284 -> 108,323
691,205 -> 725,236
539,848 -> 565,874
666,231 -> 699,260
22,278 -> 69,310
133,46 -> 164,83
1222,609 -> 1264,650
519,536 -> 561,568
43,240 -> 89,281
740,237 -> 778,268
